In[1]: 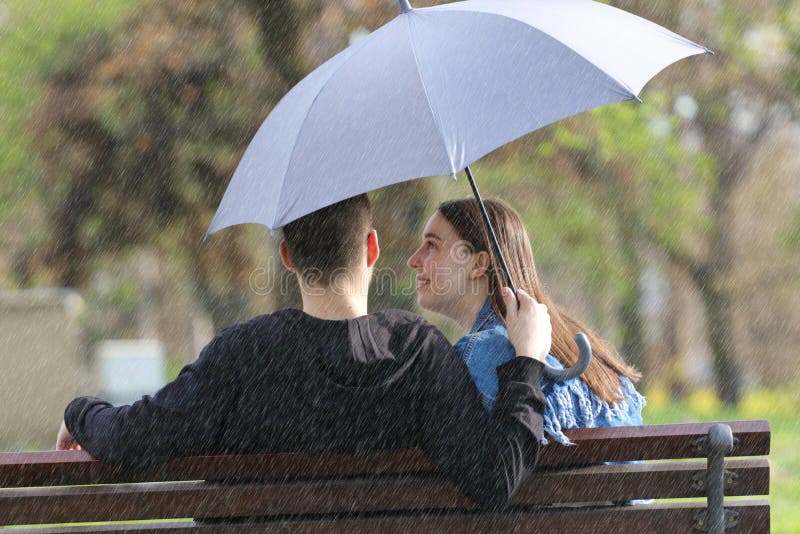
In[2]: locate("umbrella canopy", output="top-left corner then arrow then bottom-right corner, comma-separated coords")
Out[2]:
207,0 -> 709,234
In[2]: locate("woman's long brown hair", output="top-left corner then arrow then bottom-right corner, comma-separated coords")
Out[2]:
438,197 -> 640,404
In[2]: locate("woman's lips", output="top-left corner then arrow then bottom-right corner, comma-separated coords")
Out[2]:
416,278 -> 430,290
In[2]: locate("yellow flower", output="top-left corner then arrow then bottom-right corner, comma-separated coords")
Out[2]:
645,382 -> 670,412
687,387 -> 721,417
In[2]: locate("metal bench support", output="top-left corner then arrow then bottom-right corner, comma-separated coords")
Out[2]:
693,423 -> 736,532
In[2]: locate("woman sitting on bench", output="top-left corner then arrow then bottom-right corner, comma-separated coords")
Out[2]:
407,197 -> 645,445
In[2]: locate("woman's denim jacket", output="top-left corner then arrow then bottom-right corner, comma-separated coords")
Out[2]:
455,299 -> 645,445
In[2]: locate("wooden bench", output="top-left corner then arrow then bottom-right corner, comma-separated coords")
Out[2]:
0,420 -> 770,533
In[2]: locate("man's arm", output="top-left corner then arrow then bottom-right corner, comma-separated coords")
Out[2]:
415,288 -> 550,510
415,324 -> 546,510
62,327 -> 243,468
56,420 -> 84,451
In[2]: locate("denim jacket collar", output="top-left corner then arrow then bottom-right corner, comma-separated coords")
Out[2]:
469,299 -> 503,334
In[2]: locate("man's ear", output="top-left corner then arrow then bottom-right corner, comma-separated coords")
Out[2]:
469,250 -> 491,279
279,241 -> 296,272
366,229 -> 380,268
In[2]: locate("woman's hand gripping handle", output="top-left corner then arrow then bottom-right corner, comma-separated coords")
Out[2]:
502,287 -> 551,362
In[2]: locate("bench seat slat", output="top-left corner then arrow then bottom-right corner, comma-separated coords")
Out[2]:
0,460 -> 769,526
0,421 -> 770,488
7,501 -> 770,534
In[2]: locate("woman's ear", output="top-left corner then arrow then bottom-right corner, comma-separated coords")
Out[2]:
279,241 -> 296,272
469,250 -> 491,279
366,229 -> 380,267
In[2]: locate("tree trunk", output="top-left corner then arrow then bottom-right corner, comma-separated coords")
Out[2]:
245,0 -> 306,87
617,225 -> 647,377
692,267 -> 741,405
687,121 -> 762,405
614,166 -> 648,378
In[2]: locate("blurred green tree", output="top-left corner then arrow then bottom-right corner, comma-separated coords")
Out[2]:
603,0 -> 800,404
29,1 -> 302,328
667,1 -> 798,404
0,0 -> 136,285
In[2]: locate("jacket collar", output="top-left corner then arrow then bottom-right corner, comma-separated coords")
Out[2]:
469,298 -> 502,334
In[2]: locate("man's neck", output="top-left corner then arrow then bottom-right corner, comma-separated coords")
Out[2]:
300,291 -> 369,321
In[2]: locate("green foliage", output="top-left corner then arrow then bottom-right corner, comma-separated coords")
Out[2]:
165,358 -> 185,383
590,97 -> 716,258
0,0 -> 136,222
786,8 -> 800,97
483,158 -> 631,297
28,2 -> 289,325
779,208 -> 800,252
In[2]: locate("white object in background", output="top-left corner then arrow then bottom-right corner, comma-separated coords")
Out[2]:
98,340 -> 166,406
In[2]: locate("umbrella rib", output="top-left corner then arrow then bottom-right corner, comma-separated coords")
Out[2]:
405,14 -> 457,177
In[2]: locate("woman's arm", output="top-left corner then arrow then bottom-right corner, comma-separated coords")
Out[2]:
455,332 -> 516,411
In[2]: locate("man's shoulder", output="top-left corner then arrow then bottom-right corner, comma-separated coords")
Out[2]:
372,308 -> 430,325
369,309 -> 441,338
368,309 -> 458,364
220,311 -> 284,334
217,309 -> 430,342
210,310 -> 294,347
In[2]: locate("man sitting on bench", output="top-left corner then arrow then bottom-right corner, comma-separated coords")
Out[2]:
56,194 -> 551,510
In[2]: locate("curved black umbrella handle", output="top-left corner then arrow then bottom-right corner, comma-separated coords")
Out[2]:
542,332 -> 592,382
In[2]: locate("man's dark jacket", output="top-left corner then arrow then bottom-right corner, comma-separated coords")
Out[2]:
66,308 -> 546,509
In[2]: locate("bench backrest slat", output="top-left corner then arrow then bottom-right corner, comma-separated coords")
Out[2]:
0,421 -> 770,488
538,419 -> 770,466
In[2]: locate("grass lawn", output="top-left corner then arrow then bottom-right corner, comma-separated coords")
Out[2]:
643,386 -> 800,533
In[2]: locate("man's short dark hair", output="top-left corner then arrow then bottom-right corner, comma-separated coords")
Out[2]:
281,194 -> 372,286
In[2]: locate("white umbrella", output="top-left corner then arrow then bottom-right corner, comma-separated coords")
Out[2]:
208,0 -> 709,234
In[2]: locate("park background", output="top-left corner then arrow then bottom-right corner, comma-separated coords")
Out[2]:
0,1 -> 798,530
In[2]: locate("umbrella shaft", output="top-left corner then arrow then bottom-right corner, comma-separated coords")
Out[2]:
464,166 -> 519,303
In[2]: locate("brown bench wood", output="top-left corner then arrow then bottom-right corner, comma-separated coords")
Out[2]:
0,459 -> 769,525
0,420 -> 771,532
9,502 -> 772,534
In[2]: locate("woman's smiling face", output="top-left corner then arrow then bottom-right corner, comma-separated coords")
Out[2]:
407,211 -> 475,317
